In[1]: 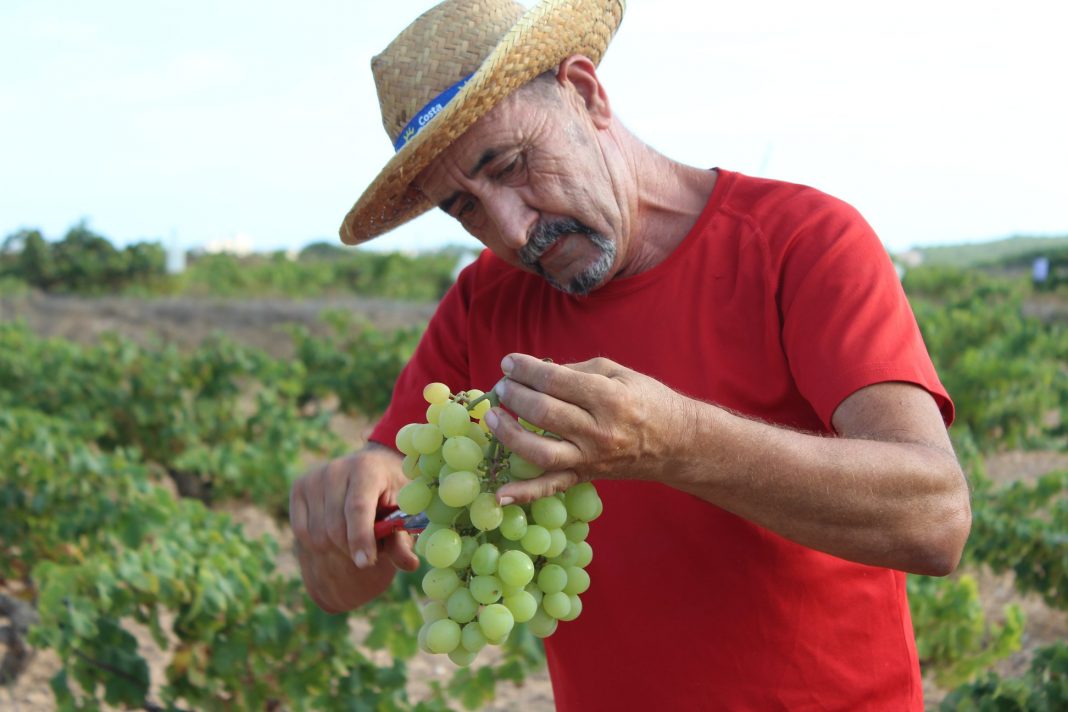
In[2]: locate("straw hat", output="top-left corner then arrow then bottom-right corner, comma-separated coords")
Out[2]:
340,0 -> 627,245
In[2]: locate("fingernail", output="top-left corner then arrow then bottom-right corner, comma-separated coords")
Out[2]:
354,550 -> 369,569
498,495 -> 515,507
484,410 -> 499,430
501,355 -> 515,374
495,378 -> 509,397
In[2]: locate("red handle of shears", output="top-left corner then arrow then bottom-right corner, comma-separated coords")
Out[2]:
373,505 -> 404,541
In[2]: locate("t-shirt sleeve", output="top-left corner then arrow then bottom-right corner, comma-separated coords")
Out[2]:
776,192 -> 954,431
368,262 -> 476,450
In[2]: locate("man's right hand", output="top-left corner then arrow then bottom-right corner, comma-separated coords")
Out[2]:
289,443 -> 420,614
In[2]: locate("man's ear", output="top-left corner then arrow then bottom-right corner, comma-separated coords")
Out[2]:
557,55 -> 612,129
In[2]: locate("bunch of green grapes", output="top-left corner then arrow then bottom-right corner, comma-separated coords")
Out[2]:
394,381 -> 602,666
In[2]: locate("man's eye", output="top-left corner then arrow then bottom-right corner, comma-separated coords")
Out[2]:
457,198 -> 477,217
498,155 -> 522,177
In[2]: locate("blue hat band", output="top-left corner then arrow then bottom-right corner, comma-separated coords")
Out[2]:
393,73 -> 475,152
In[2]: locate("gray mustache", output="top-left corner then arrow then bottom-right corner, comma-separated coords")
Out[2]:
519,219 -> 597,267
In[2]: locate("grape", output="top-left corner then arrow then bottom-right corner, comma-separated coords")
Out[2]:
544,528 -> 568,558
423,382 -> 451,405
401,453 -> 421,479
508,452 -> 544,480
395,423 -> 420,456
461,622 -> 487,652
563,566 -> 591,595
425,402 -> 444,425
466,389 -> 491,419
520,525 -> 551,556
564,520 -> 590,543
421,600 -> 448,624
536,564 -> 567,594
417,623 -> 433,653
413,522 -> 441,557
438,401 -> 472,437
397,478 -> 432,515
470,543 -> 500,575
422,567 -> 460,601
425,494 -> 461,525
418,451 -> 444,478
438,470 -> 481,508
565,482 -> 602,522
469,493 -> 503,531
466,421 -> 490,451
442,436 -> 483,471
503,590 -> 538,623
403,380 -> 605,663
425,528 -> 462,568
448,647 -> 478,667
426,618 -> 461,653
524,582 -> 544,607
549,541 -> 580,567
499,504 -> 528,540
498,550 -> 535,588
478,603 -> 515,643
469,575 -> 503,605
452,536 -> 478,570
543,591 -> 572,619
574,541 -> 594,568
532,496 -> 568,529
527,608 -> 558,638
446,587 -> 478,624
560,593 -> 583,621
412,424 -> 443,454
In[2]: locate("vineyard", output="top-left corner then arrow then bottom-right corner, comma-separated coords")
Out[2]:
1,234 -> 1067,710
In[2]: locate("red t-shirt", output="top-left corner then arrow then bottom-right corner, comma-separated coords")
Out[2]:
371,169 -> 950,710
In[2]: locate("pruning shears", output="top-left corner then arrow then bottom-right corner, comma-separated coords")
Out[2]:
373,505 -> 429,542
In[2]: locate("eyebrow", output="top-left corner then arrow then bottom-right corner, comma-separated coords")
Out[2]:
437,148 -> 500,214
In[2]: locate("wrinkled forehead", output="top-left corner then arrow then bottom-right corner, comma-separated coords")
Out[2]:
413,89 -> 534,195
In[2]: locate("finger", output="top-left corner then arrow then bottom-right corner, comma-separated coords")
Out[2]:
501,353 -> 614,409
494,375 -> 591,436
497,471 -> 581,505
383,531 -> 421,572
485,406 -> 583,472
324,462 -> 355,555
303,468 -> 333,551
344,468 -> 381,570
289,476 -> 311,547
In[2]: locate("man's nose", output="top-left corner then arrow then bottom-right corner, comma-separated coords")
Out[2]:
484,189 -> 534,251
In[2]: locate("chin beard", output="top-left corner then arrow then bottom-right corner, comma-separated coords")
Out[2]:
519,219 -> 617,296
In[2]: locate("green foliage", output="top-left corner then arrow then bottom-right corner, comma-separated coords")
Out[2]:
939,642 -> 1068,711
909,574 -> 1023,689
966,470 -> 1068,609
905,267 -> 1068,450
0,224 -> 166,293
291,309 -> 423,417
29,491 -> 430,711
0,322 -> 343,514
1,224 -> 465,300
176,247 -> 460,301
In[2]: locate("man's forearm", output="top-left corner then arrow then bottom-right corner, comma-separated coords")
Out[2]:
661,398 -> 971,575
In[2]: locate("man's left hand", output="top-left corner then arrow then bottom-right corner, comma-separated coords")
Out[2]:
485,352 -> 689,503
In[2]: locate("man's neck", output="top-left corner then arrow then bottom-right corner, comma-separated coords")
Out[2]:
615,137 -> 718,278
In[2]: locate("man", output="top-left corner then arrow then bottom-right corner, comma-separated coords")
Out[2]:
289,0 -> 972,708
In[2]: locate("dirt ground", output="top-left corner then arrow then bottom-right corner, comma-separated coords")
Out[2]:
2,293 -> 1065,711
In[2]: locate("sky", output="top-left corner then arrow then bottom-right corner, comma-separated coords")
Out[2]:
1,0 -> 1065,255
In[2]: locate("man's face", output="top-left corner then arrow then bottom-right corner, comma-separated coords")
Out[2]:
414,80 -> 623,295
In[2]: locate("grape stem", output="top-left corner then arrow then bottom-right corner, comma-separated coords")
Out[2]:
465,389 -> 500,412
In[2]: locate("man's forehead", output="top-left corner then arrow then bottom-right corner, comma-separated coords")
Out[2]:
416,111 -> 521,192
